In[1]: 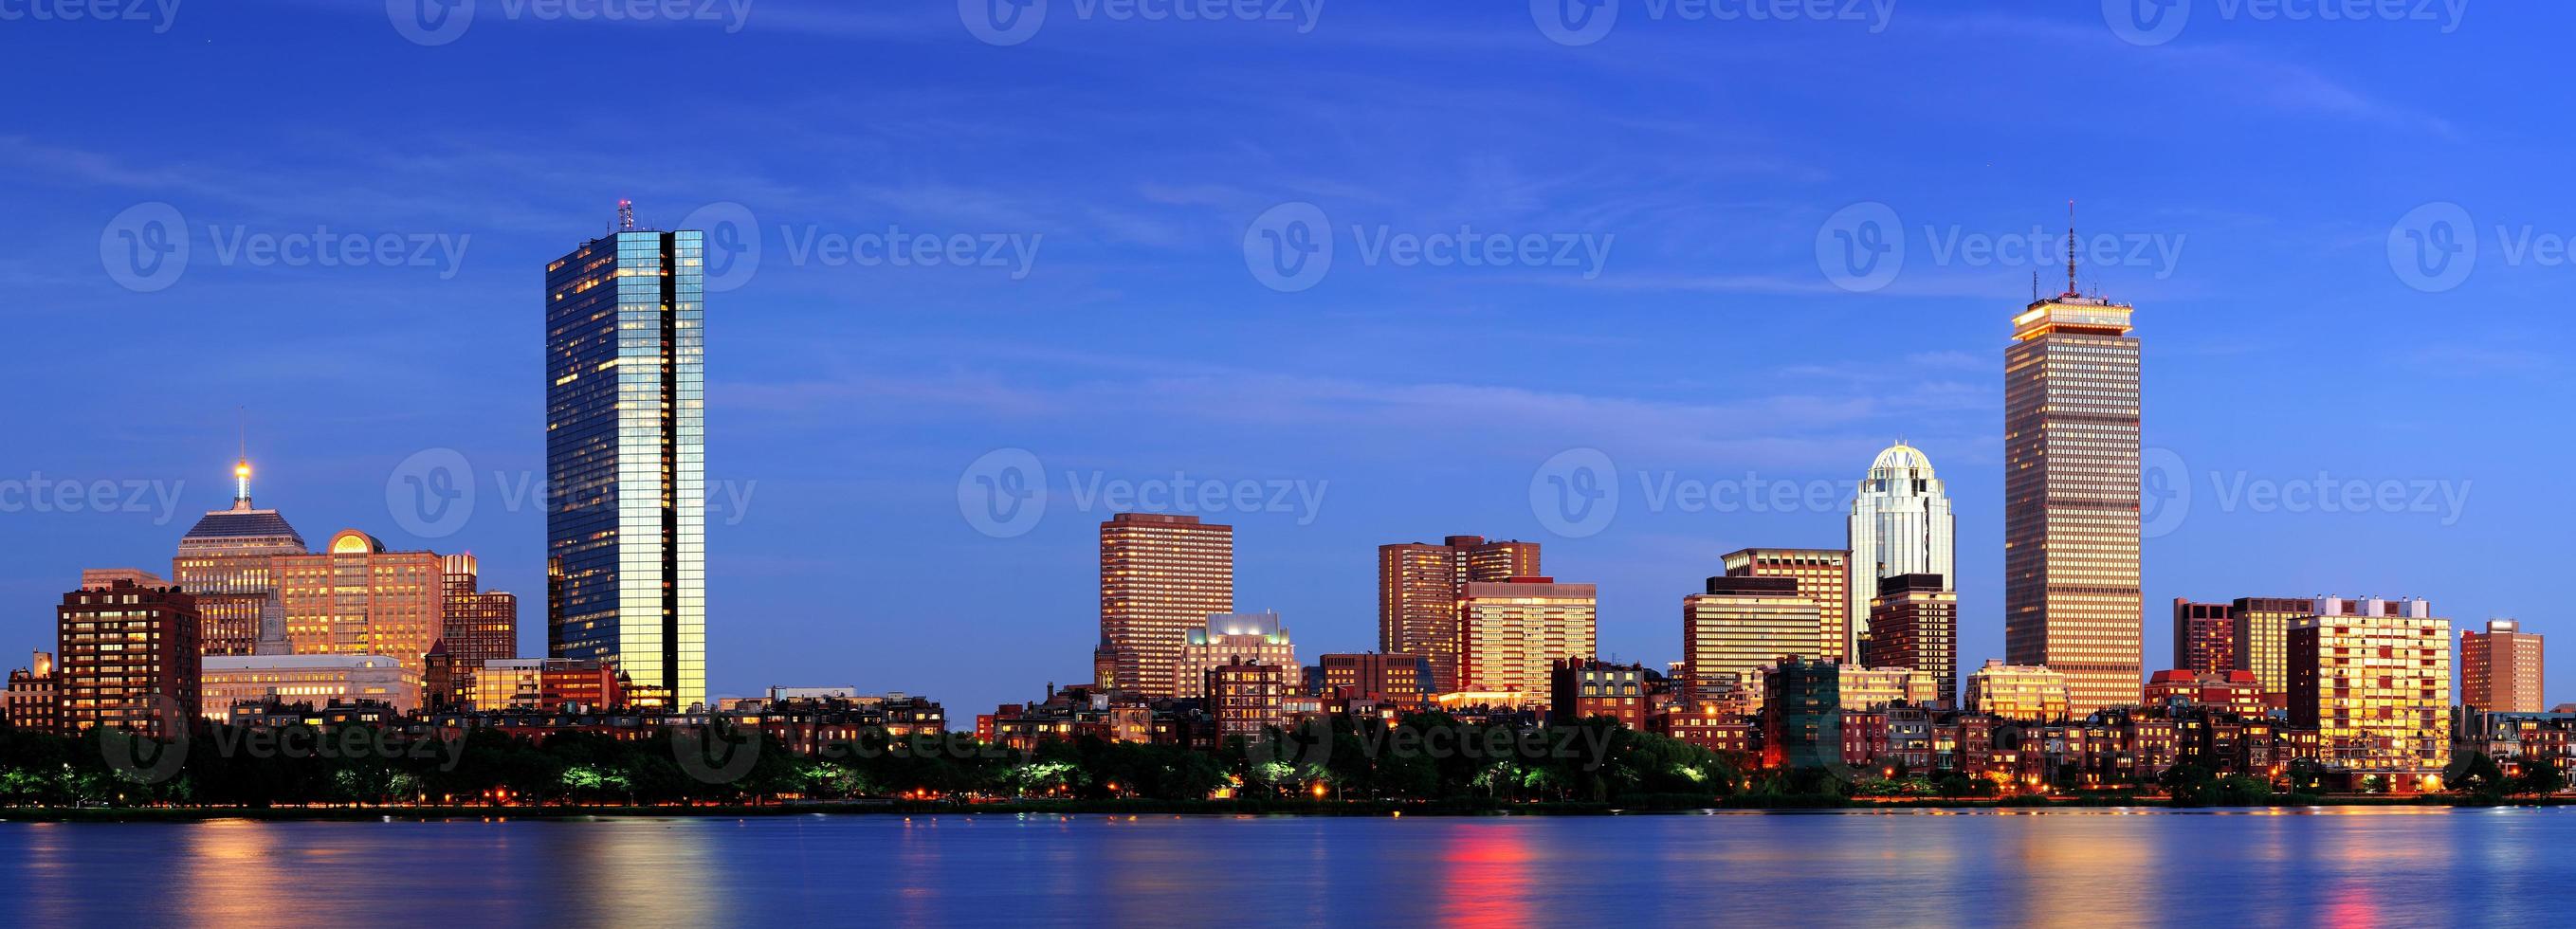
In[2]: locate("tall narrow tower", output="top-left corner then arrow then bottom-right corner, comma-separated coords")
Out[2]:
1098,513 -> 1234,697
544,206 -> 706,711
2004,221 -> 2143,716
1847,442 -> 1954,657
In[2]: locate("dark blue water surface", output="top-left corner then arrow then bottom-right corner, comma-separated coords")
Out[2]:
0,808 -> 2564,926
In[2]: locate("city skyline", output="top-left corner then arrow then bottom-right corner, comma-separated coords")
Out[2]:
9,6 -> 2569,724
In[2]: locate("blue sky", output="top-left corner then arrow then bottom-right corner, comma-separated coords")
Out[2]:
4,1 -> 2569,719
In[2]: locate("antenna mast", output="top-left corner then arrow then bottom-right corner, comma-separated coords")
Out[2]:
618,199 -> 636,231
2065,199 -> 2078,297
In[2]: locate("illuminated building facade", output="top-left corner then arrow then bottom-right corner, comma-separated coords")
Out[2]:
1683,575 -> 1819,706
57,578 -> 200,738
1176,611 -> 1295,700
6,651 -> 57,733
1549,659 -> 1648,729
2143,668 -> 2267,718
1762,658 -> 1841,770
1207,659 -> 1291,740
2290,596 -> 2450,778
199,653 -> 419,720
1839,665 -> 1939,712
172,460 -> 305,657
277,530 -> 444,680
1317,652 -> 1432,708
1458,577 -> 1597,697
1863,573 -> 1957,707
2461,619 -> 2544,713
2229,596 -> 2311,708
1379,535 -> 1540,692
1098,513 -> 1234,696
1965,659 -> 2072,723
545,213 -> 706,711
2172,599 -> 2234,675
1722,548 -> 1851,664
472,658 -> 627,712
1847,443 -> 1953,657
2004,288 -> 2144,716
439,554 -> 520,664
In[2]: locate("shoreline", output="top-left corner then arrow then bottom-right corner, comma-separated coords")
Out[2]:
8,795 -> 2574,823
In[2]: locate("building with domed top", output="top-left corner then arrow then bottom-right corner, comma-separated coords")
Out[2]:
1847,442 -> 1954,657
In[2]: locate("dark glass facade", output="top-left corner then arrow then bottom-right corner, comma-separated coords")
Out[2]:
544,228 -> 705,710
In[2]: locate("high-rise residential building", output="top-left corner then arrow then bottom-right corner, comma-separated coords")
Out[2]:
1176,611 -> 1295,700
2290,596 -> 2450,780
1847,443 -> 1954,657
439,554 -> 520,664
1964,660 -> 2072,723
1762,658 -> 1842,770
277,530 -> 444,680
57,577 -> 200,738
6,651 -> 58,733
2461,619 -> 2545,713
1722,549 -> 1851,664
545,209 -> 706,712
2172,599 -> 2234,675
2228,596 -> 2311,708
1099,513 -> 1234,696
1207,659 -> 1291,741
1379,535 -> 1540,692
1683,575 -> 1820,706
1457,577 -> 1597,698
1863,574 -> 1958,707
172,458 -> 306,657
1317,652 -> 1433,708
2004,277 -> 2143,717
199,654 -> 419,720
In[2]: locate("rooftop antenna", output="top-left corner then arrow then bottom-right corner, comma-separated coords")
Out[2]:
2064,199 -> 2079,297
617,199 -> 636,231
232,407 -> 252,506
2032,270 -> 2040,302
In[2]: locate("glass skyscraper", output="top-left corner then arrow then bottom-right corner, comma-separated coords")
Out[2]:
1847,442 -> 1953,657
544,213 -> 705,711
2004,291 -> 2143,717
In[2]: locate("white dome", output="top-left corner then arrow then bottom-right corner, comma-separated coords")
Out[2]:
1870,443 -> 1934,477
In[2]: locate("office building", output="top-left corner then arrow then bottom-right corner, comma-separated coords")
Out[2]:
2291,596 -> 2450,781
1839,665 -> 1939,712
1379,536 -> 1540,692
1176,611 -> 1295,700
1457,577 -> 1597,698
1965,660 -> 2072,723
1762,658 -> 1841,770
1317,652 -> 1432,708
1683,575 -> 1820,706
545,208 -> 707,711
2462,620 -> 2545,713
199,654 -> 419,720
2229,596 -> 2311,708
2004,278 -> 2144,716
57,578 -> 200,738
472,658 -> 628,712
277,530 -> 444,679
173,457 -> 307,657
2172,599 -> 2234,675
1722,548 -> 1851,664
440,554 -> 520,664
1848,442 -> 1954,656
1863,574 -> 1957,707
1098,513 -> 1234,696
